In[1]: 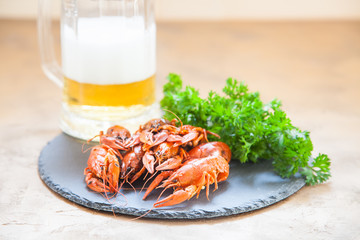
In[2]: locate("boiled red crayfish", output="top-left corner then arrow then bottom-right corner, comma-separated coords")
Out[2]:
84,145 -> 120,193
142,142 -> 231,208
83,118 -> 232,208
89,125 -> 139,154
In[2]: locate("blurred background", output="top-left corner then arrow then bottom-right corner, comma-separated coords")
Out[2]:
1,0 -> 360,20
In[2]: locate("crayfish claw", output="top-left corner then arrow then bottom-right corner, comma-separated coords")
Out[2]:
153,185 -> 197,208
142,151 -> 155,174
85,173 -> 112,193
142,171 -> 173,200
156,156 -> 182,171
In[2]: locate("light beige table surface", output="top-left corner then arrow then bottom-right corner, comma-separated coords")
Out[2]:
0,20 -> 359,240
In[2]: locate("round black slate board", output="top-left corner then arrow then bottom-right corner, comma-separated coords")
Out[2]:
38,133 -> 305,219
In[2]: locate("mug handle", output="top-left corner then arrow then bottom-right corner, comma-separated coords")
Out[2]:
38,0 -> 63,88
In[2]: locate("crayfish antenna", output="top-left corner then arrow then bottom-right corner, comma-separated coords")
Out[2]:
101,176 -> 128,212
206,130 -> 220,140
130,183 -> 173,220
88,132 -> 102,144
140,170 -> 159,194
131,176 -> 173,221
101,190 -> 128,217
130,205 -> 155,220
82,139 -> 98,153
128,181 -> 136,193
163,109 -> 183,128
120,171 -> 137,194
83,132 -> 103,150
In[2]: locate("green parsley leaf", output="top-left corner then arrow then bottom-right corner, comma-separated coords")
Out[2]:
161,73 -> 331,185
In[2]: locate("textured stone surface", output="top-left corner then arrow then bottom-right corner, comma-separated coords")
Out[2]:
38,133 -> 305,219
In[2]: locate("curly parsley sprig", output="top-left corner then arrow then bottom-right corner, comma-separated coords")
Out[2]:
161,73 -> 331,185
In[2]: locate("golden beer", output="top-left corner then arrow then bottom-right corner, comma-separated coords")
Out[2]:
57,15 -> 159,139
63,74 -> 155,107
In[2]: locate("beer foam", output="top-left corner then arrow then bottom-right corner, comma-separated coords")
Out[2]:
61,17 -> 156,85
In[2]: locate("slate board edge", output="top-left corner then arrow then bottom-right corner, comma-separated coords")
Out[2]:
38,135 -> 306,220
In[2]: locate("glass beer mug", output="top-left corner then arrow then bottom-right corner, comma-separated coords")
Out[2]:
38,0 -> 160,140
